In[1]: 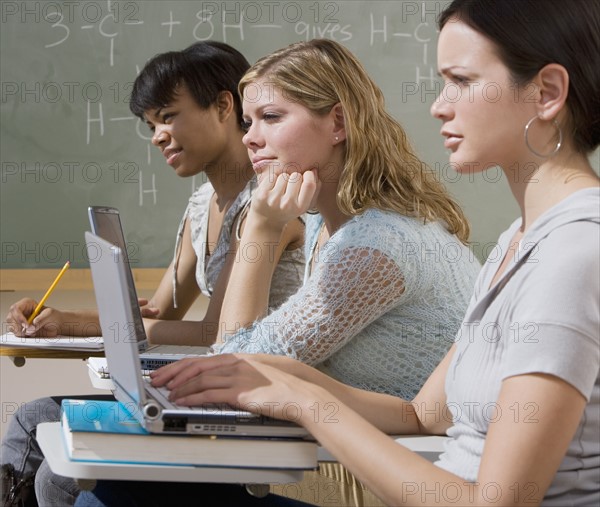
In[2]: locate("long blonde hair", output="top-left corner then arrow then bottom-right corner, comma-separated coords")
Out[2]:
239,39 -> 470,243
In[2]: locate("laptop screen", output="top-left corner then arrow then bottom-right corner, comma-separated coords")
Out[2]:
87,207 -> 147,345
87,206 -> 129,260
85,231 -> 151,417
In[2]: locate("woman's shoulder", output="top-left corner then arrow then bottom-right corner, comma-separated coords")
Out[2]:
189,181 -> 215,205
339,209 -> 445,242
342,208 -> 403,228
328,210 -> 418,258
348,208 -> 430,225
527,219 -> 599,281
182,181 -> 214,225
334,209 -> 480,270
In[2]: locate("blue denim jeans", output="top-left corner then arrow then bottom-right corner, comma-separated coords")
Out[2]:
76,481 -> 315,507
1,395 -> 113,507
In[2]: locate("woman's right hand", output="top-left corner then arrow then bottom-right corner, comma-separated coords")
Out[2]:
5,298 -> 63,337
150,354 -> 320,424
250,168 -> 319,230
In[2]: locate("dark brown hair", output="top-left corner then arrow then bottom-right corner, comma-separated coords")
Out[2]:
439,0 -> 600,153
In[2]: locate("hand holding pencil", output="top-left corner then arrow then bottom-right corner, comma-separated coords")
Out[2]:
26,261 -> 70,325
4,261 -> 70,337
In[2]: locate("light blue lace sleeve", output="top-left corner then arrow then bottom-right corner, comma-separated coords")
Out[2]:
212,209 -> 481,398
212,210 -> 411,364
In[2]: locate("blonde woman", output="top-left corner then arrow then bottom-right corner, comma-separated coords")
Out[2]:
211,38 -> 480,402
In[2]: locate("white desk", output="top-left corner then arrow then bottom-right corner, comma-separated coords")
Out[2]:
38,422 -> 305,490
39,421 -> 447,495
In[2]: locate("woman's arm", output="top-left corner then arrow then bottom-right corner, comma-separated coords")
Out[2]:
144,217 -> 200,321
5,299 -> 101,337
146,205 -> 303,346
143,217 -> 223,346
213,171 -> 411,363
217,172 -> 309,338
155,353 -> 588,506
144,227 -> 240,346
213,240 -> 407,364
294,372 -> 585,506
137,219 -> 211,346
217,214 -> 304,338
152,346 -> 455,435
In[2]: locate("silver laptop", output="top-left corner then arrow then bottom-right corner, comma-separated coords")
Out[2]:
85,231 -> 308,438
88,206 -> 208,369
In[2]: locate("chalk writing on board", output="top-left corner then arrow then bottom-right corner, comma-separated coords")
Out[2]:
161,10 -> 181,38
2,1 -> 461,269
43,2 -> 143,67
138,171 -> 157,206
77,1 -> 438,210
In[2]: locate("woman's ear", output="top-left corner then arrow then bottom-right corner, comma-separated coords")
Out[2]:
330,103 -> 346,144
216,91 -> 235,122
534,63 -> 569,121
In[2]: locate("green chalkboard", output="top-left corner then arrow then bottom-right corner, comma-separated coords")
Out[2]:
1,1 -> 597,268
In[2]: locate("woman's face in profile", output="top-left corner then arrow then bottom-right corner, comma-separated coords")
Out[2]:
144,85 -> 229,178
241,79 -> 338,179
431,19 -> 536,172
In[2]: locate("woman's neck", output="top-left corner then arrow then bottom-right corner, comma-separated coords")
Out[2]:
505,149 -> 599,233
205,132 -> 254,205
320,209 -> 351,238
314,153 -> 353,236
315,176 -> 352,236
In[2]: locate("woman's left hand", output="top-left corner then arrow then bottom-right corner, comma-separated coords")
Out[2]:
138,298 -> 160,318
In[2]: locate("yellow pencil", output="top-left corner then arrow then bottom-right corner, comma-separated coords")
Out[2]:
26,261 -> 71,325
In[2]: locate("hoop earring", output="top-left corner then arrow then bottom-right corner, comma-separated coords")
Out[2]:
524,116 -> 562,158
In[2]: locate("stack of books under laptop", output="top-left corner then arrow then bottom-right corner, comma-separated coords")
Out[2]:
61,399 -> 317,470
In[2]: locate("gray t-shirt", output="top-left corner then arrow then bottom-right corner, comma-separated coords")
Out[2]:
436,188 -> 600,506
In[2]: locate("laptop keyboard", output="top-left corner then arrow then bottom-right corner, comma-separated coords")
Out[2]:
144,380 -> 256,417
144,344 -> 209,355
145,381 -> 181,410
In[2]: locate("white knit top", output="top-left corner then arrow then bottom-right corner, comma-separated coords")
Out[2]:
214,209 -> 481,398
